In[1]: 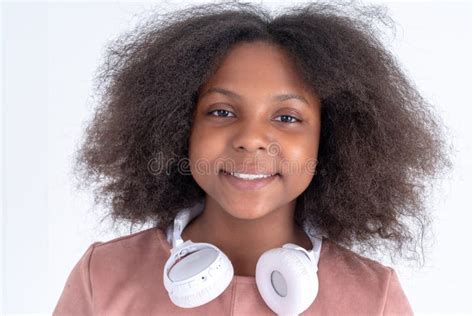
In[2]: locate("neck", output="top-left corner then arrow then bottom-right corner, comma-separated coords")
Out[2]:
180,196 -> 312,277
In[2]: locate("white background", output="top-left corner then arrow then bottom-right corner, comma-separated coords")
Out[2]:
0,0 -> 472,315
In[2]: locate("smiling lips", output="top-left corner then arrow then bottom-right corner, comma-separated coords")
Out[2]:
220,169 -> 280,191
220,167 -> 280,177
222,170 -> 278,178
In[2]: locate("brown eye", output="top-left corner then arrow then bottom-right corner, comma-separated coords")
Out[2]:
274,115 -> 301,123
207,109 -> 236,118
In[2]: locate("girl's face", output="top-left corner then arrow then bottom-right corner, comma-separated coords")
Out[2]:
189,41 -> 321,220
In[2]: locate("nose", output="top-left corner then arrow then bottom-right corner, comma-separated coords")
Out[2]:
231,118 -> 273,153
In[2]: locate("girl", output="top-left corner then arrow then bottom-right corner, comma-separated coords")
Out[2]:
54,1 -> 452,315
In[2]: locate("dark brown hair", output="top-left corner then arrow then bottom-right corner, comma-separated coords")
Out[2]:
73,1 -> 453,265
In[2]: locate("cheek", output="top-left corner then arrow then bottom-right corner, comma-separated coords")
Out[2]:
188,124 -> 223,184
278,133 -> 319,194
280,135 -> 318,174
279,153 -> 316,198
189,121 -> 211,160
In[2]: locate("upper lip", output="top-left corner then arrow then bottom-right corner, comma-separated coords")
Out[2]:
220,167 -> 279,176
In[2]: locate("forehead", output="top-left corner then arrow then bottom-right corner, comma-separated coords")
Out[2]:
199,41 -> 317,101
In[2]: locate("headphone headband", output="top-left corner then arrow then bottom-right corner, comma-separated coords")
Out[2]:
167,199 -> 205,249
166,199 -> 323,262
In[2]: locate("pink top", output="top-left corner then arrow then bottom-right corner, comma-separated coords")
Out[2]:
53,227 -> 414,315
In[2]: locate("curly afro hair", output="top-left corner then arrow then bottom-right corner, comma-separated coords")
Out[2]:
73,1 -> 453,265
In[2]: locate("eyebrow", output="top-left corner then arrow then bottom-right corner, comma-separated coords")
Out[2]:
201,87 -> 310,106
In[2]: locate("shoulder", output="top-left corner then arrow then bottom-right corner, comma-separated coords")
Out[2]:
319,237 -> 393,288
316,238 -> 413,315
53,228 -> 171,315
83,228 -> 171,295
320,237 -> 393,278
92,227 -> 168,251
89,227 -> 171,263
82,227 -> 171,283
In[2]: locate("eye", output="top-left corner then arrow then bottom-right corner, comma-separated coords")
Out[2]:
207,109 -> 236,118
274,115 -> 301,124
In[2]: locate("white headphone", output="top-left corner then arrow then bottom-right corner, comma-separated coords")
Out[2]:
163,199 -> 323,316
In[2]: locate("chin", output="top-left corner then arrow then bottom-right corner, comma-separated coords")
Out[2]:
222,203 -> 272,221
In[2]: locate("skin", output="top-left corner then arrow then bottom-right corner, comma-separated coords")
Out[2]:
181,41 -> 321,277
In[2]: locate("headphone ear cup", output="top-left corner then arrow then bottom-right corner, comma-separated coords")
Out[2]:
164,244 -> 234,308
255,247 -> 319,315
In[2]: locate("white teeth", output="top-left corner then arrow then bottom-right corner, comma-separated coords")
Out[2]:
229,172 -> 275,180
